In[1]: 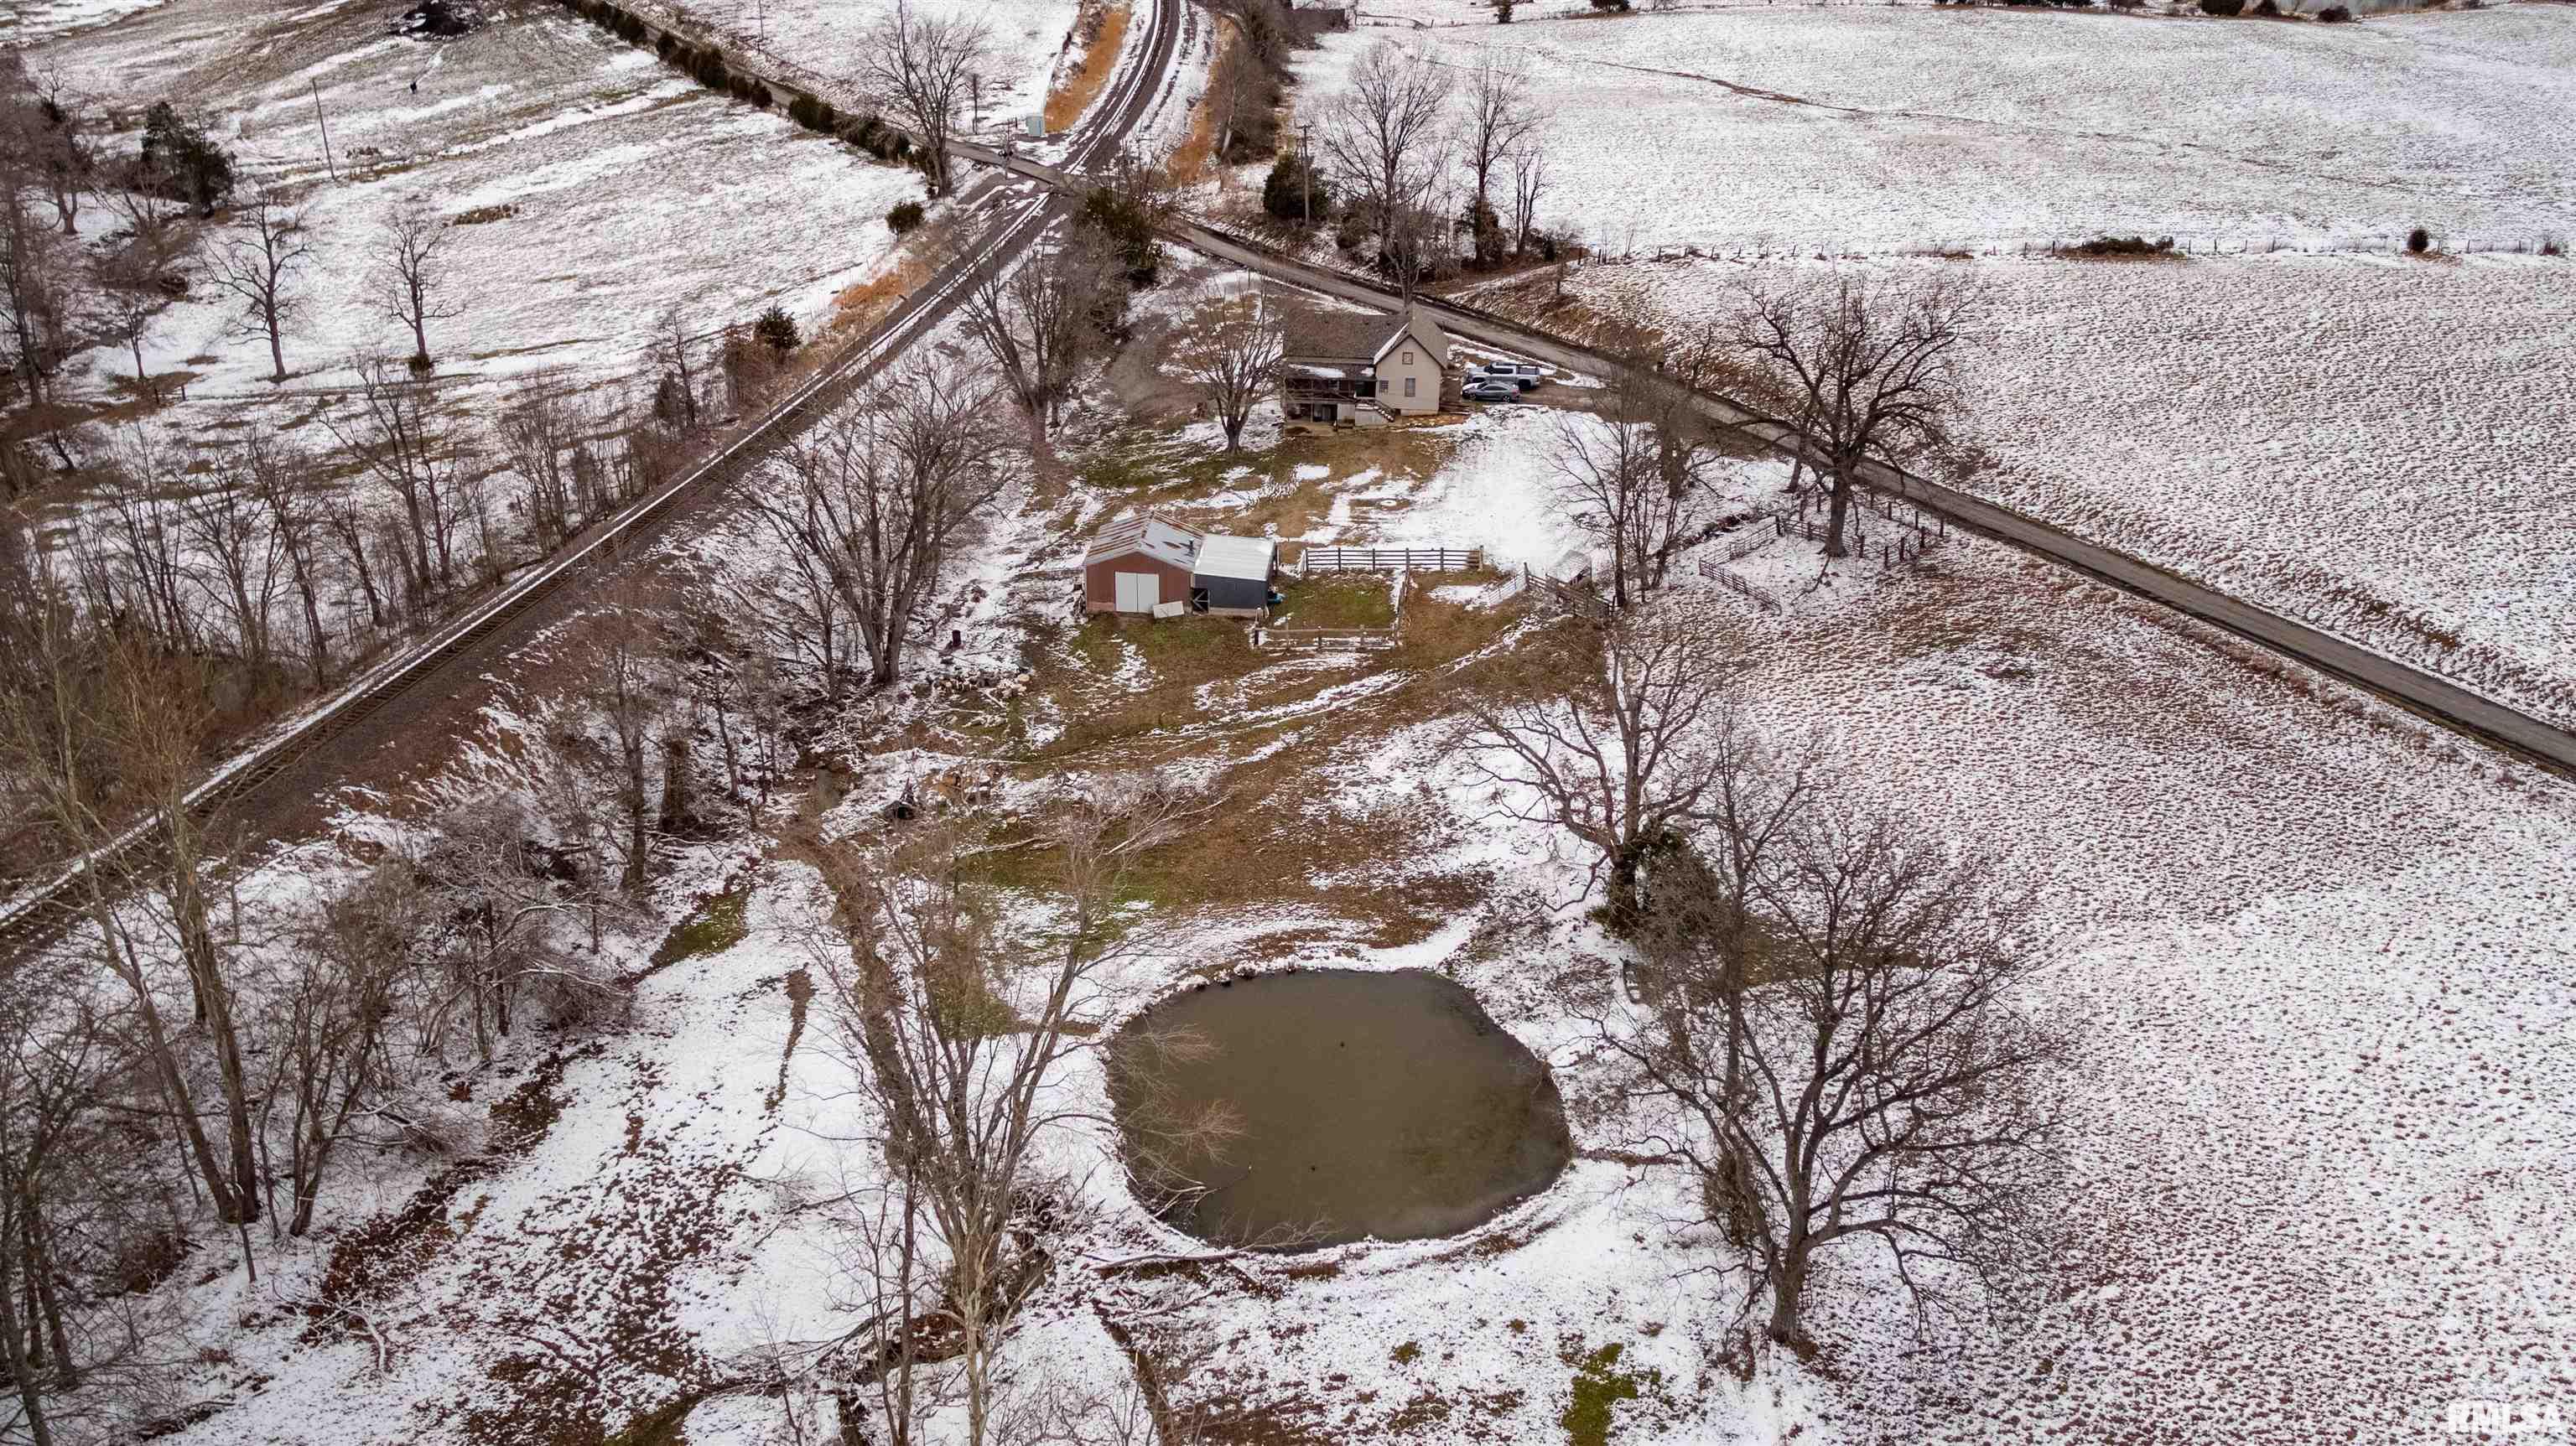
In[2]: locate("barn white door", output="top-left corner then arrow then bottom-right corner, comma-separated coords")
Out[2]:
1114,572 -> 1160,612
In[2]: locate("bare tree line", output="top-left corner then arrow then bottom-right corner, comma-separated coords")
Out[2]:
1296,46 -> 1558,298
0,537 -> 839,1438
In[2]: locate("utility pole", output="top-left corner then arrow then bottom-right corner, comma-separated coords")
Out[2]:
312,80 -> 337,181
969,72 -> 982,133
1298,122 -> 1313,224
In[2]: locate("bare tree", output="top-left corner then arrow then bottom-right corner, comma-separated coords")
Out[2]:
1556,357 -> 1726,605
95,235 -> 173,404
1379,176 -> 1456,307
206,183 -> 312,384
1,60 -> 93,236
1550,408 -> 1691,609
744,472 -> 860,702
94,175 -> 191,402
272,858 -> 422,1234
1202,37 -> 1272,166
1623,711 -> 1829,1251
319,487 -> 389,631
0,962 -> 117,1446
648,303 -> 705,433
81,430 -> 197,655
1458,55 -> 1540,266
1505,143 -> 1548,260
422,795 -> 617,1060
740,354 -> 1013,692
1170,285 -> 1282,453
1602,812 -> 2068,1345
236,428 -> 336,687
859,0 -> 991,198
0,618 -> 251,1229
0,169 -> 70,405
819,1164 -> 947,1446
326,357 -> 469,601
579,594 -> 673,896
1466,612 -> 1744,923
106,647 -> 266,1227
1725,271 -> 1976,558
807,773 -> 1216,1446
174,448 -> 286,671
956,231 -> 1119,442
494,381 -> 585,552
374,200 -> 461,370
1316,44 -> 1450,262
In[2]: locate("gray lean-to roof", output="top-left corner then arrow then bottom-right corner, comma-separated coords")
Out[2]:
1192,534 -> 1277,583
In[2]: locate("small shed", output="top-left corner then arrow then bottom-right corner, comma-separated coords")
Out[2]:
1192,534 -> 1278,616
1084,515 -> 1202,615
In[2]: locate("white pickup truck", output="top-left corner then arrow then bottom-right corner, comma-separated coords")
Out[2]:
1467,360 -> 1545,391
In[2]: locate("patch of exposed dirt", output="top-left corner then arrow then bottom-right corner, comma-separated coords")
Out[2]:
1045,1 -> 1131,133
393,0 -> 487,39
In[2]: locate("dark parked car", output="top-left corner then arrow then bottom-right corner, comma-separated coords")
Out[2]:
1462,379 -> 1520,403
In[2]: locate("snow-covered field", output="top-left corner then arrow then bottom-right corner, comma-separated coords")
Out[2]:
623,0 -> 1092,136
37,0 -> 922,409
1292,3 -> 2576,256
0,0 -> 169,45
1457,247 -> 2576,728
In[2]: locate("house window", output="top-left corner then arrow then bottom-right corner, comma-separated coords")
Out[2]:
1402,350 -> 1415,365
1404,376 -> 1417,399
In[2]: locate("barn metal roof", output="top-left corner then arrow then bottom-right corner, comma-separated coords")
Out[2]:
1085,514 -> 1203,570
1192,534 -> 1276,583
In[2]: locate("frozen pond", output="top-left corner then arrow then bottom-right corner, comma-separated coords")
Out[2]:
1107,968 -> 1571,1249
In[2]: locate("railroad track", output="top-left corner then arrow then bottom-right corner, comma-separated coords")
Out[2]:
0,0 -> 1183,961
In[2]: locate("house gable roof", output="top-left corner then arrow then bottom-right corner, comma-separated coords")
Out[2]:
1084,514 -> 1202,571
1282,304 -> 1451,368
1280,307 -> 1400,363
1373,308 -> 1449,365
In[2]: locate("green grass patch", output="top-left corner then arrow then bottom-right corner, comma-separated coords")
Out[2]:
1078,430 -> 1280,500
1272,573 -> 1395,630
1558,1340 -> 1665,1446
1034,615 -> 1265,756
1065,613 -> 1254,677
647,878 -> 752,971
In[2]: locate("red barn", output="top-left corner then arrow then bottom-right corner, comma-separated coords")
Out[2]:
1083,515 -> 1202,615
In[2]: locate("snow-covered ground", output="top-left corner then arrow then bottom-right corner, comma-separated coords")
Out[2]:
1292,3 -> 2576,256
19,2 -> 2573,1438
622,0 -> 1093,137
1457,248 -> 2576,728
121,364 -> 2576,1444
0,0 -> 169,45
38,0 -> 922,408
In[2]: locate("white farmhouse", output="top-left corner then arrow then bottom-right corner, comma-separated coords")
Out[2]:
1280,304 -> 1455,428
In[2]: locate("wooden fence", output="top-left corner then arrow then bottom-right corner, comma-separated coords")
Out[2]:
1296,545 -> 1482,574
1521,564 -> 1613,620
1720,516 -> 1786,563
1782,514 -> 1940,571
1255,625 -> 1400,653
1703,564 -> 1782,614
